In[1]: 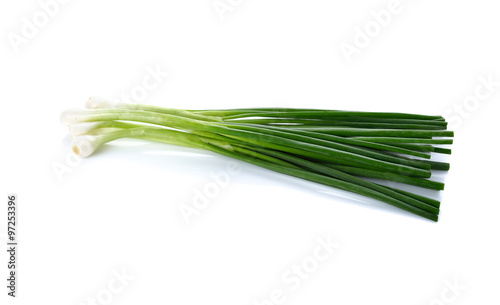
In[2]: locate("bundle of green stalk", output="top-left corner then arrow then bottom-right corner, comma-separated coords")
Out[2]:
61,97 -> 453,221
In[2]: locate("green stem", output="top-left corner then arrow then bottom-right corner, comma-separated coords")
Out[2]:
351,137 -> 453,145
273,126 -> 454,138
324,164 -> 445,191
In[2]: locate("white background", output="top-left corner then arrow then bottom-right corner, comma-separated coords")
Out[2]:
1,0 -> 499,304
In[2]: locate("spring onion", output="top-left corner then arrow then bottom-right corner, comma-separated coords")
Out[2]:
61,97 -> 453,221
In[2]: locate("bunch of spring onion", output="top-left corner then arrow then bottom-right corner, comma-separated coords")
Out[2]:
61,97 -> 453,221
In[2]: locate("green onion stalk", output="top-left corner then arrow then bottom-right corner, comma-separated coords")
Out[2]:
61,97 -> 454,222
